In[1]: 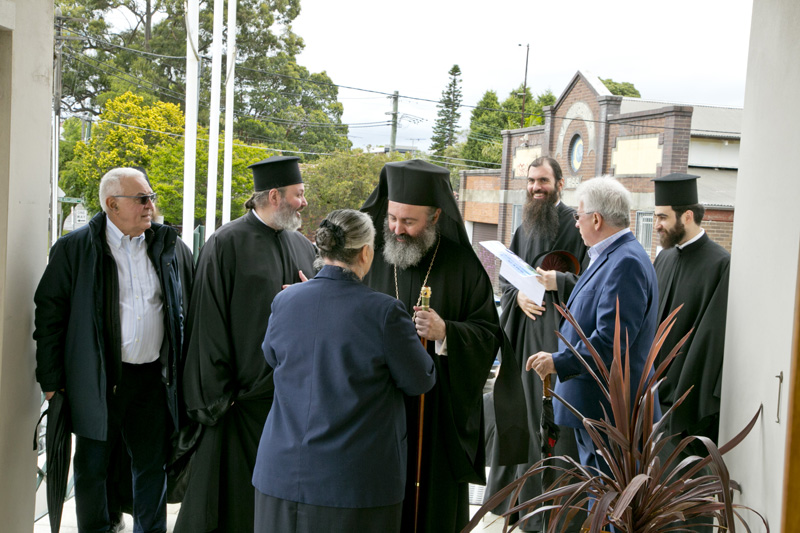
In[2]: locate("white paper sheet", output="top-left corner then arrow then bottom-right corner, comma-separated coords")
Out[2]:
480,240 -> 545,305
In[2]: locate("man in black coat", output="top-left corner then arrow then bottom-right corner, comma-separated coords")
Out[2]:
176,156 -> 317,532
361,160 -> 504,533
34,167 -> 193,533
652,174 -> 731,451
485,156 -> 587,531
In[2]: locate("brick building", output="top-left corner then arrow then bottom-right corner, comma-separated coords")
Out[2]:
458,71 -> 740,292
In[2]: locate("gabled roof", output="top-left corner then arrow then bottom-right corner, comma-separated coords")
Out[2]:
552,70 -> 612,112
619,98 -> 742,139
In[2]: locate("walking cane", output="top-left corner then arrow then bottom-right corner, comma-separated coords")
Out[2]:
414,286 -> 431,533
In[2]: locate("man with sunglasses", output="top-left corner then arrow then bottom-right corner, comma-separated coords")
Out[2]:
34,167 -> 193,532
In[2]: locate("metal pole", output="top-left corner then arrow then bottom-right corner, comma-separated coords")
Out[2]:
182,0 -> 200,252
520,43 -> 529,128
52,7 -> 63,245
205,0 -> 224,237
390,91 -> 398,152
222,0 -> 238,225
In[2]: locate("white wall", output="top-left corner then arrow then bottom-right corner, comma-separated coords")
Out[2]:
688,138 -> 740,169
0,0 -> 53,528
720,0 -> 800,529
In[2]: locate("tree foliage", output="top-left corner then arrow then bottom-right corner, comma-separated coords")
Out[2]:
61,91 -> 271,228
55,0 -> 350,160
429,65 -> 463,156
460,87 -> 556,167
600,77 -> 641,98
300,150 -> 407,240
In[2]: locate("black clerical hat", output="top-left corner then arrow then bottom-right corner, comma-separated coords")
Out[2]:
248,156 -> 302,191
361,159 -> 471,249
385,159 -> 448,207
652,173 -> 699,206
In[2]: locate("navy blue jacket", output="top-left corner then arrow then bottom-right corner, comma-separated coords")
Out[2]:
34,213 -> 192,440
553,231 -> 660,428
253,265 -> 436,508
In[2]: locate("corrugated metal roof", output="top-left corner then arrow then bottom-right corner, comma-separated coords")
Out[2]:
619,98 -> 742,139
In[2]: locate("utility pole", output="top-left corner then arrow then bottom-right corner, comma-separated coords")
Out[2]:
52,7 -> 63,245
52,11 -> 86,244
389,91 -> 398,153
519,43 -> 529,128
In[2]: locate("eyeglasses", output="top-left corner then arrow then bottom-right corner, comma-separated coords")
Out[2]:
113,193 -> 157,205
572,211 -> 594,221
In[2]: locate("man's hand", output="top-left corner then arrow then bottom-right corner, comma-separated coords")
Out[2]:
526,351 -> 555,380
45,391 -> 56,401
412,306 -> 447,341
282,270 -> 309,290
516,291 -> 545,321
535,268 -> 557,291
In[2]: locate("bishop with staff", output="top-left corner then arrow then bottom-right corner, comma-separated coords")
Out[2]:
361,159 -> 515,533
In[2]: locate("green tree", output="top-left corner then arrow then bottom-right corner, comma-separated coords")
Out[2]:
600,78 -> 641,97
461,90 -> 505,168
460,87 -> 555,167
301,150 -> 406,240
430,65 -> 463,156
56,0 -> 350,158
61,91 -> 272,227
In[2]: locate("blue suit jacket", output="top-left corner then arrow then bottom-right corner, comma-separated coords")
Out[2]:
552,231 -> 660,428
252,265 -> 436,508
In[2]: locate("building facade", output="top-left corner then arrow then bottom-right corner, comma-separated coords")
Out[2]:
459,71 -> 740,291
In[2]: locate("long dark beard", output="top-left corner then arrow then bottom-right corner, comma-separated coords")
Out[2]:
659,217 -> 686,249
522,189 -> 560,242
382,222 -> 437,270
273,198 -> 302,232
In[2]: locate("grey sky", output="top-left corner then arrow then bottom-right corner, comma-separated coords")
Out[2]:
293,0 -> 753,152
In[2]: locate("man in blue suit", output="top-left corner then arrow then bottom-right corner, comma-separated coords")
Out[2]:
526,176 -> 658,476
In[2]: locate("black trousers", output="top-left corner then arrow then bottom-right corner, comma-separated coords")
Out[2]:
73,361 -> 169,533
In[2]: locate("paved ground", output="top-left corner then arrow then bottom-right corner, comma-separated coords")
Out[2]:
33,497 -> 507,532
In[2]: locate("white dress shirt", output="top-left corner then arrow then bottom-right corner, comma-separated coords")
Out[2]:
106,218 -> 164,364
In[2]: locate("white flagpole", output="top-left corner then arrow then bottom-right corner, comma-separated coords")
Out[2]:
222,0 -> 238,225
182,0 -> 200,251
204,0 -> 224,237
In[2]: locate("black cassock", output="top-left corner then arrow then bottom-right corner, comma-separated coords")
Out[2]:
364,235 -> 501,533
485,202 -> 588,532
176,211 -> 316,533
655,232 -> 730,449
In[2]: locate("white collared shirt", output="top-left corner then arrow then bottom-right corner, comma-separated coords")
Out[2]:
677,228 -> 705,250
106,218 -> 164,364
588,228 -> 631,269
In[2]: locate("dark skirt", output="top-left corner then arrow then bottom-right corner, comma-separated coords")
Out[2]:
255,490 -> 402,533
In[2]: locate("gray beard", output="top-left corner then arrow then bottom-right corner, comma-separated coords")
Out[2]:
382,222 -> 437,270
272,199 -> 302,232
522,193 -> 559,242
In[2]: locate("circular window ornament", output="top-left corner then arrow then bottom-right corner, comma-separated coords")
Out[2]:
569,134 -> 584,173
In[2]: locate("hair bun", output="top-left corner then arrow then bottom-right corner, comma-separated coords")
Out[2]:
318,219 -> 346,250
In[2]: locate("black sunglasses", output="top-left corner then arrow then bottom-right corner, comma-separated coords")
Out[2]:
113,193 -> 157,205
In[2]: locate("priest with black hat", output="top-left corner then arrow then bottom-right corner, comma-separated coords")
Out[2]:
361,159 -> 507,533
176,155 -> 317,532
485,156 -> 588,532
652,173 -> 730,459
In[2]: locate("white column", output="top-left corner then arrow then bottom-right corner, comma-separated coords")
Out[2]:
720,0 -> 800,529
0,0 -> 54,528
182,0 -> 200,251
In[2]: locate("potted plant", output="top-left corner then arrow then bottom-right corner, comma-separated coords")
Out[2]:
466,302 -> 768,533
